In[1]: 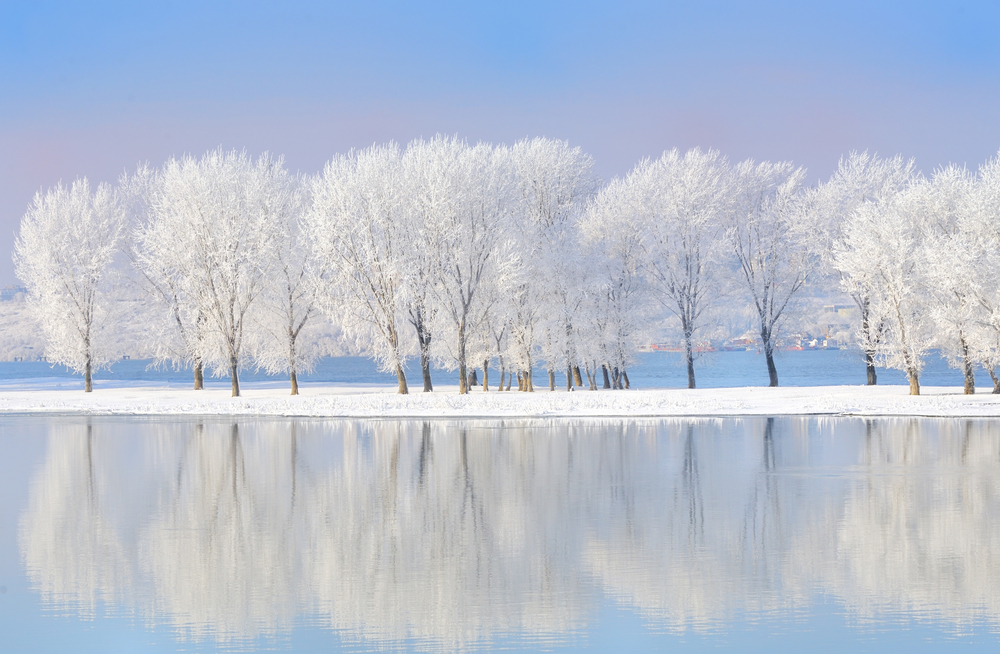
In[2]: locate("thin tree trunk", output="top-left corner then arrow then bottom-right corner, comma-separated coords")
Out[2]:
396,364 -> 409,394
458,319 -> 468,395
566,365 -> 573,391
573,366 -> 583,387
498,367 -> 506,391
860,299 -> 878,385
585,364 -> 596,390
85,356 -> 92,393
517,371 -> 524,391
230,356 -> 240,397
622,369 -> 631,389
989,367 -> 1000,394
290,369 -> 299,396
507,372 -> 513,391
526,365 -> 534,392
612,366 -> 621,389
602,364 -> 611,389
685,333 -> 696,389
412,307 -> 433,392
482,359 -> 489,391
194,359 -> 204,390
549,369 -> 555,391
908,370 -> 920,396
421,356 -> 433,392
960,334 -> 975,395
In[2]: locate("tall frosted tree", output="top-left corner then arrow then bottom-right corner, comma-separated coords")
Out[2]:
727,160 -> 809,387
510,137 -> 599,392
408,136 -> 517,394
630,148 -> 729,389
583,178 -> 650,389
835,180 -> 932,395
14,179 -> 126,392
308,143 -> 411,394
813,152 -> 915,385
249,173 -> 318,395
138,149 -> 284,397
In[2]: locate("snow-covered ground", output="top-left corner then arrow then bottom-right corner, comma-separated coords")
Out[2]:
2,384 -> 1000,417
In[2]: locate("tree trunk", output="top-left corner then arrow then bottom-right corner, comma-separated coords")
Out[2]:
526,365 -> 534,392
457,319 -> 468,395
573,366 -> 583,387
612,367 -> 621,390
469,369 -> 478,388
549,369 -> 555,391
396,364 -> 409,394
765,350 -> 778,387
482,359 -> 489,392
865,349 -> 877,385
908,370 -> 920,396
420,355 -> 433,392
413,309 -> 433,392
230,356 -> 240,397
506,372 -> 513,391
566,365 -> 573,391
960,334 -> 975,395
585,364 -> 596,390
194,360 -> 204,390
622,369 -> 631,389
517,371 -> 524,391
989,367 -> 1000,394
290,369 -> 299,396
602,364 -> 611,389
860,299 -> 878,385
498,367 -> 506,391
85,356 -> 93,393
685,334 -> 696,389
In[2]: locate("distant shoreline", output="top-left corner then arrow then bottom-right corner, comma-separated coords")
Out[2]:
2,385 -> 1000,418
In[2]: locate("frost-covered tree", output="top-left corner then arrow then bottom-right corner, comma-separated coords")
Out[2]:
835,180 -> 932,395
308,143 -> 411,394
249,174 -> 318,395
961,152 -> 1000,392
727,160 -> 809,387
583,179 -> 650,389
510,138 -> 599,392
408,136 -> 517,394
13,179 -> 126,392
813,152 -> 916,384
128,165 -> 210,389
922,165 -> 978,394
628,148 -> 730,389
139,149 -> 284,397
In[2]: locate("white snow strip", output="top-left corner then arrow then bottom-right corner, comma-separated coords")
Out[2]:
2,384 -> 1000,417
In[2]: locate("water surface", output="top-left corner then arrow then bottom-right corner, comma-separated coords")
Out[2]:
2,416 -> 1000,652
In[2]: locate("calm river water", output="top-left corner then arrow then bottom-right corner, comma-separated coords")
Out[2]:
2,416 -> 1000,652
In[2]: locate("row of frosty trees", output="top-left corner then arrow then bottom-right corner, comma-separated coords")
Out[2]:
13,136 -> 1000,396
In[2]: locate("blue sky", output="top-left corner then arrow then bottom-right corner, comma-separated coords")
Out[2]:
2,0 -> 999,281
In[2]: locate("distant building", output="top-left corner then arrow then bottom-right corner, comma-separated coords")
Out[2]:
0,285 -> 27,301
822,304 -> 855,318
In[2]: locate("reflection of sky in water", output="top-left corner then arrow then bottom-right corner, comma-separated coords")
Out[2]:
8,417 -> 1000,652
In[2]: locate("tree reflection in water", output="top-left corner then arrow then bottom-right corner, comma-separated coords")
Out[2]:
18,417 -> 1000,650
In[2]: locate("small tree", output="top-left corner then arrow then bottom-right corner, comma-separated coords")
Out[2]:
14,179 -> 126,392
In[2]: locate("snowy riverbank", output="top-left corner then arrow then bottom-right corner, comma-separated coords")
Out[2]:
3,384 -> 1000,418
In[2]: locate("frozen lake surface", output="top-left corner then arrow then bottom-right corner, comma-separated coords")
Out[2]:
3,415 -> 1000,652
